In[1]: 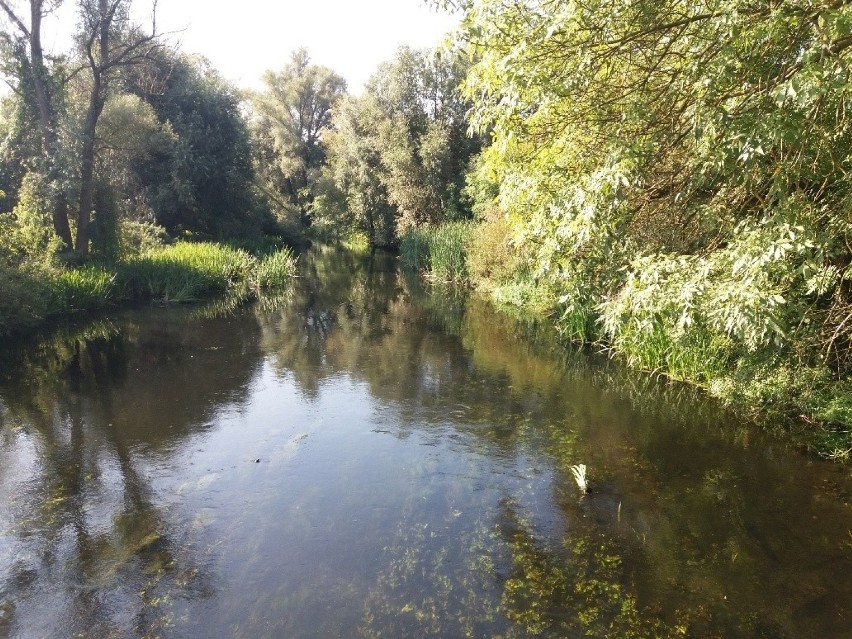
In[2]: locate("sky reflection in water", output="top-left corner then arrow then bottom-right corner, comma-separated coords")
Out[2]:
1,247 -> 851,638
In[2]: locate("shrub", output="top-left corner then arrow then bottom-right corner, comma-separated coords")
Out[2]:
341,230 -> 371,254
0,263 -> 48,334
117,220 -> 169,258
468,215 -> 522,285
0,173 -> 63,267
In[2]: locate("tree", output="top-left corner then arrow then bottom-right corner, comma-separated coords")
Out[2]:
455,0 -> 852,378
0,0 -> 73,249
325,93 -> 396,246
0,0 -> 160,258
325,46 -> 480,246
74,0 -> 159,256
125,52 -> 265,238
251,48 -> 346,226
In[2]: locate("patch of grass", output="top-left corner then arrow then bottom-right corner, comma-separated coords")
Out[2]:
117,242 -> 255,301
400,221 -> 476,282
607,322 -> 731,386
0,240 -> 299,336
254,247 -> 297,288
47,265 -> 116,312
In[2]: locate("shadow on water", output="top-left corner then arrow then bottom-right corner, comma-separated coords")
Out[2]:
1,245 -> 851,638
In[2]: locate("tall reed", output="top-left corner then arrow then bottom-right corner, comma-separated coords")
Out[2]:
400,221 -> 475,282
117,242 -> 255,301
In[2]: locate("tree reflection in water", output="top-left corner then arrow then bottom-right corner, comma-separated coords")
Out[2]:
0,247 -> 851,638
0,310 -> 261,637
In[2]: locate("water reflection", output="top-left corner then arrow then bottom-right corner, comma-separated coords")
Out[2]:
0,246 -> 851,638
0,311 -> 262,637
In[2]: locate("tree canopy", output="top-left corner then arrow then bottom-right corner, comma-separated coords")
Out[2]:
250,48 -> 346,227
324,46 -> 481,247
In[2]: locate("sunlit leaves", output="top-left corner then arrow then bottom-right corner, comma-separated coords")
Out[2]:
454,0 -> 852,390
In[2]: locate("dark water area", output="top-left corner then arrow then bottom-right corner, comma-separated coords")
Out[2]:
1,246 -> 851,638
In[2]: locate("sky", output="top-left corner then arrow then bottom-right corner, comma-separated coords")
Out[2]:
33,0 -> 460,94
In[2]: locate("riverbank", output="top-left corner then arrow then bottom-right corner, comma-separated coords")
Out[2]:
401,221 -> 852,461
0,241 -> 296,336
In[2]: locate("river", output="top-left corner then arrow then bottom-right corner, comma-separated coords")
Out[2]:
1,246 -> 851,638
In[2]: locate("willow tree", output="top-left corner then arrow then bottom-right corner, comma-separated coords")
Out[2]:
456,0 -> 852,382
251,48 -> 346,226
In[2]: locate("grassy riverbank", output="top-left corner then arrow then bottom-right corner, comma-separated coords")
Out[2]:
400,221 -> 852,461
0,241 -> 296,336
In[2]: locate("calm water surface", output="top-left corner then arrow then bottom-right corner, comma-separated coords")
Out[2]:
1,247 -> 851,638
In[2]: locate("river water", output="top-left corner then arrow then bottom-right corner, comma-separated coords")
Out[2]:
1,247 -> 851,638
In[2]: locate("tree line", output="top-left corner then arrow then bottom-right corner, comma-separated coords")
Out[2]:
0,2 -> 479,262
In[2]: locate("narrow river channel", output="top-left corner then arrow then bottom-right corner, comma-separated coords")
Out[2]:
1,247 -> 851,638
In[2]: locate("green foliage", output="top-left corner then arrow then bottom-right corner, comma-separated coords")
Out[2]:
0,239 -> 298,336
400,221 -> 475,282
0,263 -> 48,335
0,173 -> 63,267
308,171 -> 352,242
340,231 -> 371,254
499,509 -> 680,638
325,93 -> 396,247
116,219 -> 169,258
250,49 -> 347,227
47,265 -> 116,311
448,0 -> 852,449
326,47 -> 481,247
129,53 -> 268,238
254,248 -> 297,288
118,242 -> 256,301
117,241 -> 297,302
467,215 -> 522,286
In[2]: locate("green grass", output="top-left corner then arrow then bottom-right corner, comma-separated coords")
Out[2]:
118,242 -> 255,301
48,265 -> 116,311
117,241 -> 296,301
254,247 -> 297,288
0,241 -> 298,336
607,322 -> 731,386
400,221 -> 476,282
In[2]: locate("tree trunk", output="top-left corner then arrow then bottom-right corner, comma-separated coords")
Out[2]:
0,0 -> 75,249
76,0 -> 111,258
76,106 -> 99,257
